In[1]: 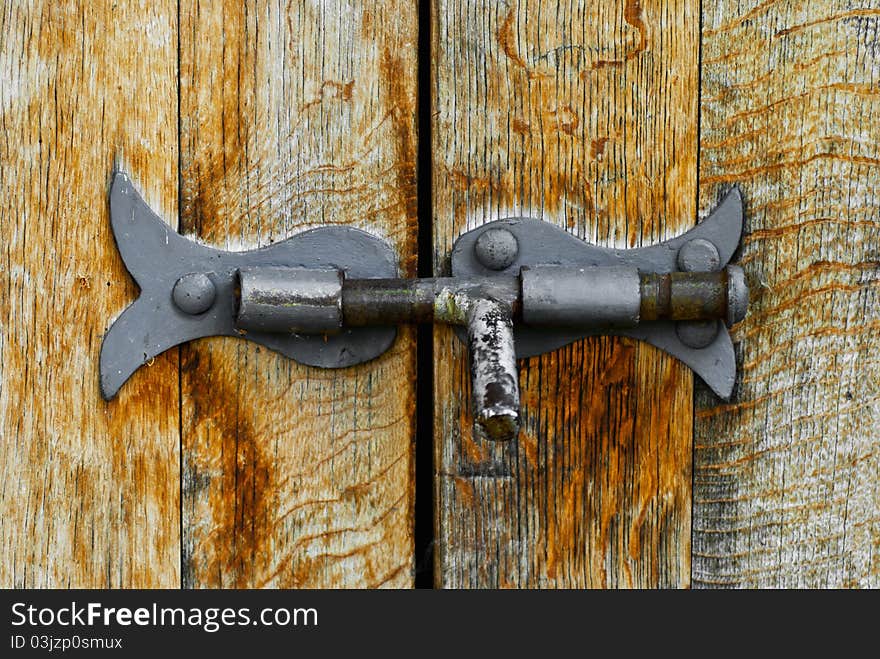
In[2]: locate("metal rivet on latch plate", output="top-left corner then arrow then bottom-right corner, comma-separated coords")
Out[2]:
100,172 -> 749,442
676,320 -> 721,349
677,238 -> 721,273
172,273 -> 217,315
474,227 -> 519,271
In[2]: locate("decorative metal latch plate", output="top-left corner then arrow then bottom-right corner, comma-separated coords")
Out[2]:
102,172 -> 748,440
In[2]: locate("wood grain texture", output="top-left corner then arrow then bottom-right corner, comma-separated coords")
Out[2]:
178,0 -> 418,587
432,0 -> 698,587
0,1 -> 180,587
693,0 -> 880,588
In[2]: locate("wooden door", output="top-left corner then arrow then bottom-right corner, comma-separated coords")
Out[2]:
2,0 -> 877,589
2,0 -> 418,589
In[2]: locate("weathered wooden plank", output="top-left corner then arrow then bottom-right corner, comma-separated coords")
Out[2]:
693,0 -> 880,588
178,0 -> 419,587
0,1 -> 180,587
432,0 -> 698,587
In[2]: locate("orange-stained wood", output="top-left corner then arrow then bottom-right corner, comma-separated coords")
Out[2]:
693,0 -> 880,588
432,0 -> 698,587
177,0 -> 419,587
0,1 -> 180,587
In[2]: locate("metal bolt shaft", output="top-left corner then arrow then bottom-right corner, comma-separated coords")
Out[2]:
234,266 -> 747,441
337,268 -> 743,328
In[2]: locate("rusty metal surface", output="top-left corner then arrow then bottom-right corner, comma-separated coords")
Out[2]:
340,276 -> 520,326
639,271 -> 729,322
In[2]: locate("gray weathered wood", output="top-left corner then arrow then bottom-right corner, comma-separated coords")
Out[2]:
693,0 -> 880,588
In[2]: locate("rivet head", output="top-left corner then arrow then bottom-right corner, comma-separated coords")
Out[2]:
172,273 -> 216,315
474,227 -> 519,271
677,238 -> 720,272
676,320 -> 720,349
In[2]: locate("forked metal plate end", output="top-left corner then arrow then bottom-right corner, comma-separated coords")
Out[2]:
100,172 -> 398,400
450,187 -> 746,399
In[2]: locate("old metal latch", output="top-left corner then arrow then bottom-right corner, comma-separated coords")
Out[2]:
102,172 -> 748,441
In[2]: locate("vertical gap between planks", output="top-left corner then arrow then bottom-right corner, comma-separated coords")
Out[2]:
414,0 -> 436,589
